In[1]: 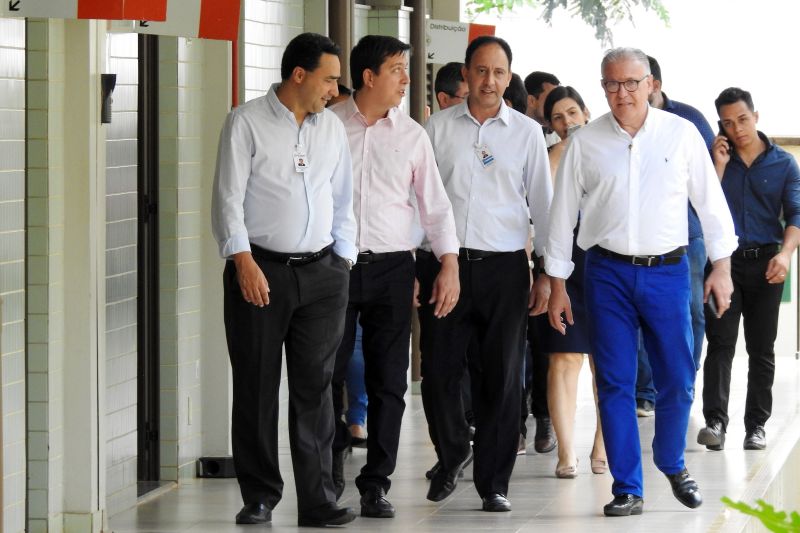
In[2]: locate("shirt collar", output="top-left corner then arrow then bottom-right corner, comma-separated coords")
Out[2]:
456,99 -> 510,126
662,91 -> 676,112
608,105 -> 654,138
344,94 -> 400,126
265,82 -> 320,125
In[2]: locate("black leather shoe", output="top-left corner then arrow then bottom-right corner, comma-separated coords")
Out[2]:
297,502 -> 356,527
603,494 -> 644,516
426,449 -> 473,502
665,468 -> 703,508
332,449 -> 345,500
697,420 -> 725,451
360,486 -> 395,518
425,460 -> 440,480
235,503 -> 271,524
744,426 -> 766,450
482,493 -> 511,512
534,417 -> 557,453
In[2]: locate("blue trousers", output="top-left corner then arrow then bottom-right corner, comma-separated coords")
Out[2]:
345,323 -> 368,427
585,249 -> 695,497
636,236 -> 706,403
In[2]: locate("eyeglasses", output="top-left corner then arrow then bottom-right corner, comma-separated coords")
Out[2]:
602,74 -> 649,93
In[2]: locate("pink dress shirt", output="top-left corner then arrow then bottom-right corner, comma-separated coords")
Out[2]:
329,96 -> 459,259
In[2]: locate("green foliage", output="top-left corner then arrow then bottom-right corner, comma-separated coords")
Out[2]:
721,497 -> 800,532
465,0 -> 671,45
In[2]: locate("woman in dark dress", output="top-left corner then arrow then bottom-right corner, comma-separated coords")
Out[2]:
543,86 -> 606,478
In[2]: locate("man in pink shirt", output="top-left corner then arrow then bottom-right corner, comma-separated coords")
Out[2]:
328,35 -> 460,519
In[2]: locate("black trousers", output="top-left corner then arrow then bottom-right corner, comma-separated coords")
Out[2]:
223,252 -> 349,512
418,250 -> 529,497
331,252 -> 415,494
702,252 -> 783,431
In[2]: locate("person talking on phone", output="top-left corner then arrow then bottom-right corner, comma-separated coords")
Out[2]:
697,87 -> 800,452
546,48 -> 737,517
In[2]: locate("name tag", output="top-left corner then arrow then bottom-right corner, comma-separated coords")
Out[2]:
293,145 -> 308,173
474,144 -> 495,167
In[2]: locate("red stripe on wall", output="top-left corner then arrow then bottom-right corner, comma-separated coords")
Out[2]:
123,0 -> 167,21
198,0 -> 241,41
77,0 -> 124,19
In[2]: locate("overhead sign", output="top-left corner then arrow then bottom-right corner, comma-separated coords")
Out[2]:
135,0 -> 240,41
1,0 -> 166,20
425,19 -> 495,64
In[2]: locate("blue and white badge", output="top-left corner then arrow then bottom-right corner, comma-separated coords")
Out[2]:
293,144 -> 308,173
474,144 -> 494,167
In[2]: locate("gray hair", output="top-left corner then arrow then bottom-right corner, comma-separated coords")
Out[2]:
601,47 -> 651,77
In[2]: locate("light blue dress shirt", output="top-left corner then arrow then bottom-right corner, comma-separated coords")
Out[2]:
212,83 -> 358,263
424,100 -> 552,255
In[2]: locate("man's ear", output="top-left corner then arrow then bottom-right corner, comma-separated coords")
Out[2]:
362,68 -> 375,89
291,66 -> 306,84
436,91 -> 448,110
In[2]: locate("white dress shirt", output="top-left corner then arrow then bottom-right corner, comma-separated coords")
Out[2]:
424,101 -> 552,254
211,84 -> 358,262
545,107 -> 738,279
329,97 -> 459,259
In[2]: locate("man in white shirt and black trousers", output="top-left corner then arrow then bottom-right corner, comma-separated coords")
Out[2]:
211,33 -> 358,528
422,35 -> 552,513
546,47 -> 738,517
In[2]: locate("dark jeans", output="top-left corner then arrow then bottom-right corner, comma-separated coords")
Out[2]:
224,252 -> 349,512
702,251 -> 783,431
521,314 -> 550,437
637,236 -> 706,402
331,252 -> 415,494
419,250 -> 529,498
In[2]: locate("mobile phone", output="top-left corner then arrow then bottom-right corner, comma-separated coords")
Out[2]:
717,120 -> 735,157
706,293 -> 719,317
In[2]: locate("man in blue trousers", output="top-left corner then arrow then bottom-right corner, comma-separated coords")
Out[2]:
546,47 -> 738,517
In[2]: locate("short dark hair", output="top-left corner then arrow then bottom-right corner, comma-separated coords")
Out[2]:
350,35 -> 411,91
464,35 -> 512,68
503,73 -> 527,114
543,86 -> 588,123
434,62 -> 464,96
715,87 -> 755,114
280,32 -> 341,81
337,84 -> 352,96
524,71 -> 560,97
647,55 -> 662,82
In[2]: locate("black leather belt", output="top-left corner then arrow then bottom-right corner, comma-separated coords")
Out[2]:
592,246 -> 686,267
732,244 -> 781,260
250,243 -> 333,266
356,250 -> 409,264
415,249 -> 433,260
459,248 -> 504,261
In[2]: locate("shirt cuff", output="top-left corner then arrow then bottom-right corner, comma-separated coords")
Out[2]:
220,233 -> 251,259
544,253 -> 574,279
333,240 -> 358,264
705,236 -> 738,263
430,235 -> 461,260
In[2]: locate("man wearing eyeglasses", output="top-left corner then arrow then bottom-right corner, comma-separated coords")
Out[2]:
546,47 -> 738,517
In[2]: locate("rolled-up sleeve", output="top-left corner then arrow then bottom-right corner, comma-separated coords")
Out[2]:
211,111 -> 253,258
545,138 -> 582,279
782,157 -> 800,230
687,128 -> 738,262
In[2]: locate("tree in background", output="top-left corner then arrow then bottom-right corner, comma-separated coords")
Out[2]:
466,0 -> 670,45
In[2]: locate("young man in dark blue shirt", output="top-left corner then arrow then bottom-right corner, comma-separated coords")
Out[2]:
635,55 -> 717,417
698,87 -> 800,451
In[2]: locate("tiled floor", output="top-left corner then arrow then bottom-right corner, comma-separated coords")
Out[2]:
110,322 -> 800,532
